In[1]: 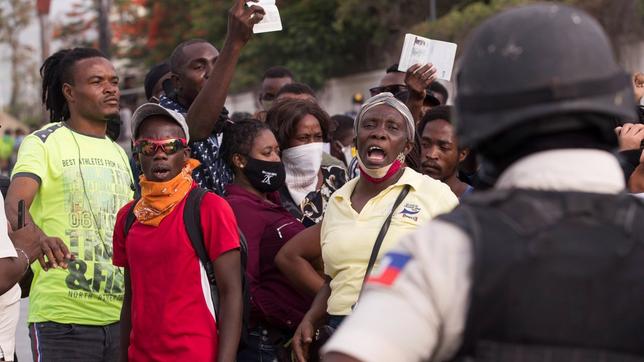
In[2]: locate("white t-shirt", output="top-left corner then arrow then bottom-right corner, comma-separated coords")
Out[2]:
0,193 -> 20,361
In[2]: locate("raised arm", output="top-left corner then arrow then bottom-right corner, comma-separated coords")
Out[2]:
186,0 -> 265,140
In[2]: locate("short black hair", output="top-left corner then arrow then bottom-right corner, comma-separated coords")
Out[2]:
230,111 -> 254,124
262,66 -> 294,80
266,99 -> 330,149
169,39 -> 210,73
220,119 -> 272,169
386,63 -> 403,74
40,47 -> 107,123
276,82 -> 316,99
330,114 -> 354,141
418,105 -> 452,135
144,62 -> 170,100
429,82 -> 449,103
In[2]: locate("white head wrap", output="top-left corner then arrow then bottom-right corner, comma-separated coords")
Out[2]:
354,92 -> 415,141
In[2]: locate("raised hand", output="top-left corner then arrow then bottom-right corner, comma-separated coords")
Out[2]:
615,123 -> 644,151
405,63 -> 437,99
227,0 -> 267,47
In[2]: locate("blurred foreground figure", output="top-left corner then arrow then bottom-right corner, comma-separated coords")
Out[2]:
323,4 -> 642,362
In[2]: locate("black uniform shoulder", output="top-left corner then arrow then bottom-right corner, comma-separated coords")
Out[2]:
32,123 -> 64,143
437,189 -> 514,233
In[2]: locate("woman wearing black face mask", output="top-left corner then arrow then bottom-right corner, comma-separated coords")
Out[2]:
221,119 -> 314,361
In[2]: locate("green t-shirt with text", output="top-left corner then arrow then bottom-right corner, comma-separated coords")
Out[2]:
12,122 -> 133,325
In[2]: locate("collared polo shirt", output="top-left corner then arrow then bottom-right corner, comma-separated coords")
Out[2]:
225,184 -> 312,329
321,167 -> 458,315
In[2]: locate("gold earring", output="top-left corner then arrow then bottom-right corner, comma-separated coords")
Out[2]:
397,153 -> 406,163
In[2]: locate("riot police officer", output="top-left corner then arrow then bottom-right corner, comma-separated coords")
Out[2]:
321,3 -> 643,362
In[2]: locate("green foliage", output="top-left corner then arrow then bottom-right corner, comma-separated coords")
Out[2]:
122,0 -> 433,92
412,0 -> 644,56
411,0 -> 536,49
117,0 -> 642,93
0,0 -> 38,117
234,0 -> 369,91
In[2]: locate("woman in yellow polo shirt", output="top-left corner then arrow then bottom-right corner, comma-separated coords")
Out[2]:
276,92 -> 459,361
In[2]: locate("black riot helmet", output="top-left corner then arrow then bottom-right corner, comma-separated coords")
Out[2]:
454,3 -> 637,161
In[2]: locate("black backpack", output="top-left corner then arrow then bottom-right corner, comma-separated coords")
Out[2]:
123,187 -> 250,343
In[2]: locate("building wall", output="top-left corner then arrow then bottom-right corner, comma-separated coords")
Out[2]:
225,69 -> 385,116
224,68 -> 456,116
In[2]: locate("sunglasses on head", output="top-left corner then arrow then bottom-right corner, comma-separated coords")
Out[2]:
134,138 -> 188,156
369,85 -> 409,101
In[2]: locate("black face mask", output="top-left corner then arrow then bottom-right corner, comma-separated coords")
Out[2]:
243,156 -> 286,193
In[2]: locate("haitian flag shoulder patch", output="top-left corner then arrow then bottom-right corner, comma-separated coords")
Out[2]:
367,251 -> 412,286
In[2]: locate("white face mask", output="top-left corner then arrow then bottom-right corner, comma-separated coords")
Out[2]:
357,154 -> 393,179
322,142 -> 331,154
281,142 -> 324,205
356,151 -> 405,181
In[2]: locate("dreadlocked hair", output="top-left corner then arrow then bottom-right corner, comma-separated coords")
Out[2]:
220,119 -> 272,170
40,47 -> 107,122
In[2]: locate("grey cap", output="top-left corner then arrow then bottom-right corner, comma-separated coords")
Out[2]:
131,103 -> 190,142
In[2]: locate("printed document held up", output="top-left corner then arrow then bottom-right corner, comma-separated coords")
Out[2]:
398,34 -> 457,81
250,0 -> 282,34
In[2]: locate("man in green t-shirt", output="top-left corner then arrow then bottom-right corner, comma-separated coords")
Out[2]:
5,47 -> 133,361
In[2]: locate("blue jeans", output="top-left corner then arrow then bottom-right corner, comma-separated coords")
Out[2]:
237,326 -> 291,362
29,322 -> 119,362
327,315 -> 345,329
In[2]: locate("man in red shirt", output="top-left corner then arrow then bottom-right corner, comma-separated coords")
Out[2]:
112,103 -> 243,361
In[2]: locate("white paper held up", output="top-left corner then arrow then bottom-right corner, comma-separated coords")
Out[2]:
248,0 -> 283,34
398,33 -> 457,81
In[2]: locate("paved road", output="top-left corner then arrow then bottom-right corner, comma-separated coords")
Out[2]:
16,299 -> 31,361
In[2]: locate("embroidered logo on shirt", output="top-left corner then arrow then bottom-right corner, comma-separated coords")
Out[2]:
368,252 -> 412,286
399,203 -> 421,221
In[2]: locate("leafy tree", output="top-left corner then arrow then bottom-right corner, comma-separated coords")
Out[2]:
412,0 -> 644,58
118,0 -> 437,91
56,0 -> 642,96
0,0 -> 38,117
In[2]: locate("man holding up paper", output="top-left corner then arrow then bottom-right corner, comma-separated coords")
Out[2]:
159,0 -> 266,195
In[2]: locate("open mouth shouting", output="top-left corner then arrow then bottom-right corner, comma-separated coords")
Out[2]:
364,145 -> 388,167
151,164 -> 172,180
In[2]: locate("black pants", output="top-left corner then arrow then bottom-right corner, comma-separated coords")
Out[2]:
29,322 -> 119,362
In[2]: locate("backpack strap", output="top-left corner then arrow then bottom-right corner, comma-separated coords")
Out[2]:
123,198 -> 140,238
183,187 -> 252,340
183,187 -> 216,284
